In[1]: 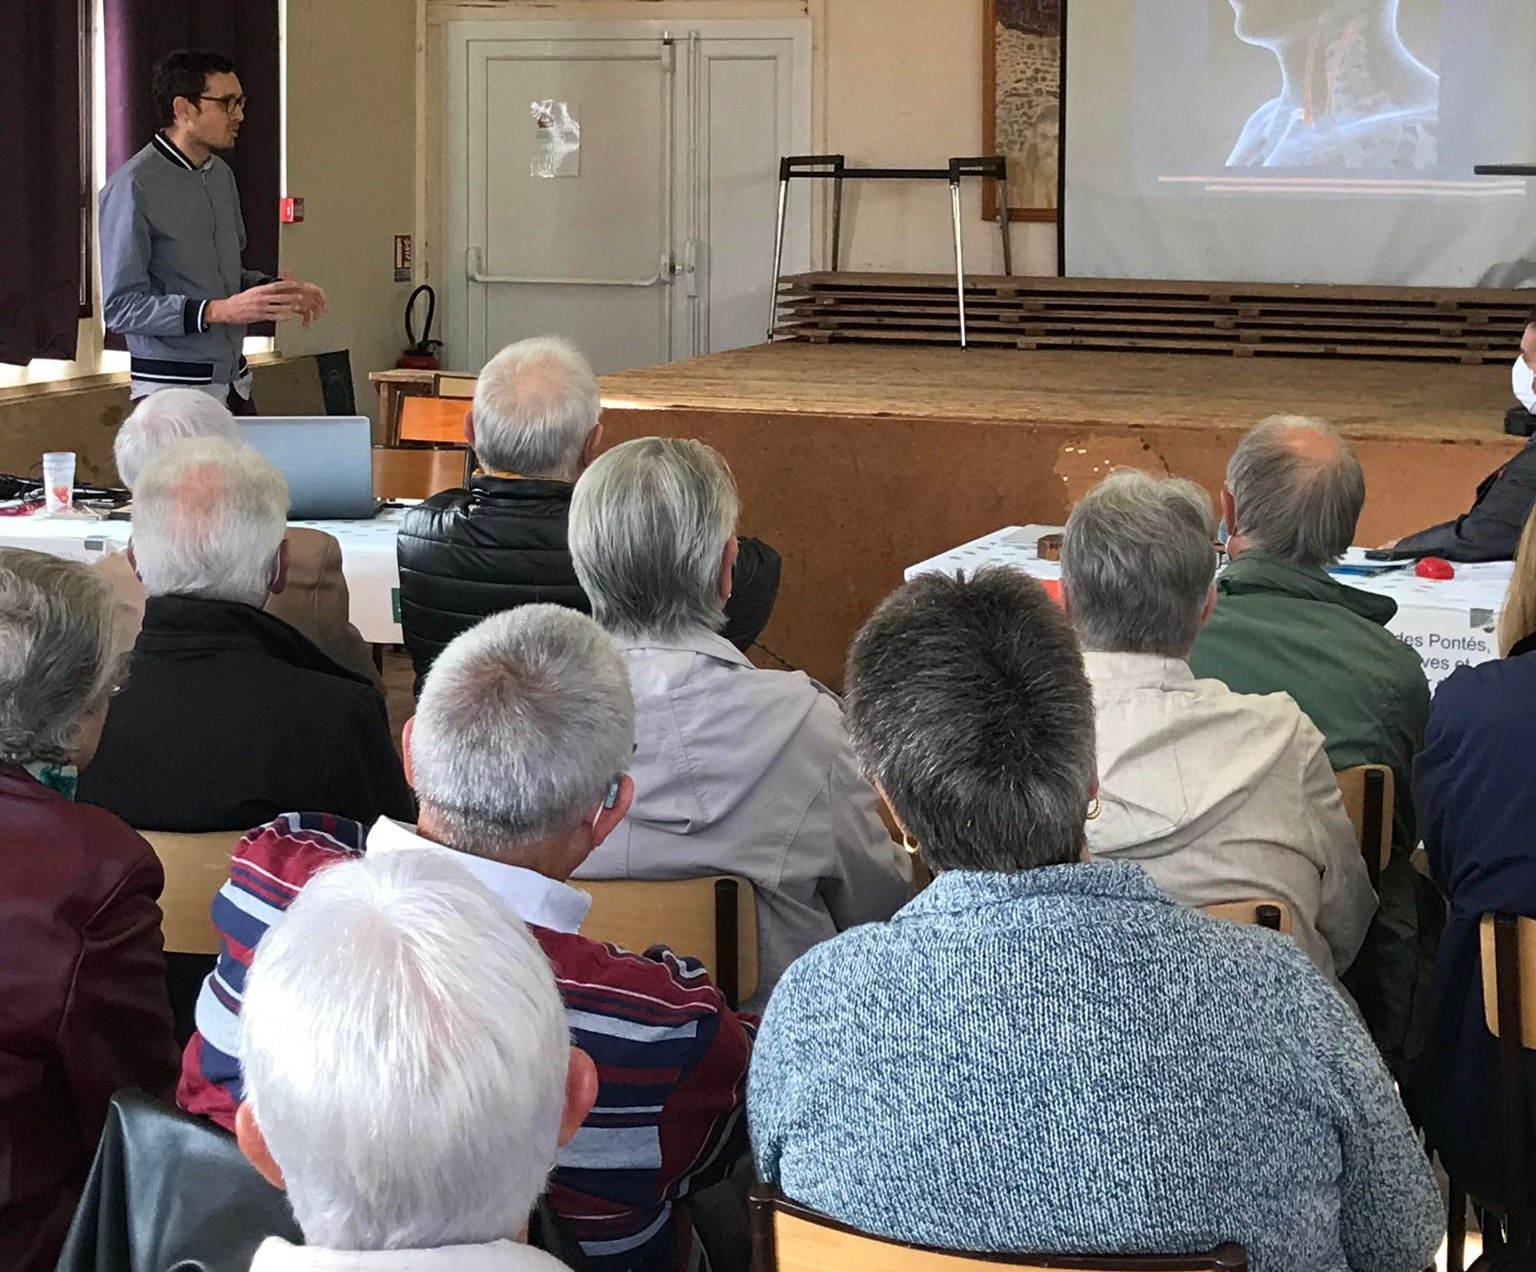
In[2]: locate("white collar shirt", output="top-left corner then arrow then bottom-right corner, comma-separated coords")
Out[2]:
366,816 -> 590,935
250,1236 -> 573,1272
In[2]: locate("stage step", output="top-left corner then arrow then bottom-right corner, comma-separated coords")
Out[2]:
770,272 -> 1531,363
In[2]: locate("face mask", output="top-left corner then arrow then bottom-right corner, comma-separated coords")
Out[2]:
1217,517 -> 1230,548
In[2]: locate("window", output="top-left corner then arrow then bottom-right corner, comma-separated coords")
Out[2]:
0,0 -> 277,390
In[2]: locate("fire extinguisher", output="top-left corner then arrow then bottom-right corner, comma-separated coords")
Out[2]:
397,285 -> 443,370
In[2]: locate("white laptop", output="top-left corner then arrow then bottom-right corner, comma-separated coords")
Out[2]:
236,416 -> 381,520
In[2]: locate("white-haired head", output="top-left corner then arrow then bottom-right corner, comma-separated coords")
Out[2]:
0,549 -> 120,767
470,337 -> 601,481
115,388 -> 241,491
129,437 -> 289,608
236,850 -> 578,1250
568,437 -> 739,641
410,605 -> 635,863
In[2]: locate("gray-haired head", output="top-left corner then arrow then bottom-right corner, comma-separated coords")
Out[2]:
130,437 -> 289,608
239,849 -> 570,1249
471,337 -> 601,481
411,604 -> 635,860
1225,415 -> 1364,567
568,437 -> 738,641
1060,469 -> 1218,660
0,548 -> 120,766
845,567 -> 1096,873
114,388 -> 241,491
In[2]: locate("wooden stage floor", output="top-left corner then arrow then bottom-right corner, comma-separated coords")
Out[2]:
598,343 -> 1523,687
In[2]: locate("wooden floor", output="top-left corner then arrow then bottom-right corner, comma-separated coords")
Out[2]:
601,342 -> 1516,446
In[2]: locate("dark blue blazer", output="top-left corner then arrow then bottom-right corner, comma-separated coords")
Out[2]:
1408,631 -> 1536,1205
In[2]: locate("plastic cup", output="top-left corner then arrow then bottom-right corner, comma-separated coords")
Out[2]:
42,452 -> 76,515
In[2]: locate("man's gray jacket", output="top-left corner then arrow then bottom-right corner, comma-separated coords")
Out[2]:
98,133 -> 271,393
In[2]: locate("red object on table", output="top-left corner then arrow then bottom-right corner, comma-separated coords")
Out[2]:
1415,557 -> 1456,580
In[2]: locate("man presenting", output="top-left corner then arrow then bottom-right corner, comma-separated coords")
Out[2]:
99,50 -> 325,412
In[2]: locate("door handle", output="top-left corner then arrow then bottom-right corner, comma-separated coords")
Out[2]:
467,246 -> 670,288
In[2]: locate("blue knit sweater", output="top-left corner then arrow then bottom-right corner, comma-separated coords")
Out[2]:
748,863 -> 1442,1272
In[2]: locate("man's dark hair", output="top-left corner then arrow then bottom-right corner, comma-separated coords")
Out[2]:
844,567 -> 1096,874
151,50 -> 237,127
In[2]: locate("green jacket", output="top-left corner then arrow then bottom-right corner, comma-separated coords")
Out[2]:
1190,551 -> 1437,1078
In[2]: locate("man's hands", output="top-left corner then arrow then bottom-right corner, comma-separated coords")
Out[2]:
206,276 -> 328,327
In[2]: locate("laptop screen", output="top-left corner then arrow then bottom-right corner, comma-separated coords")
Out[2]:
236,417 -> 379,520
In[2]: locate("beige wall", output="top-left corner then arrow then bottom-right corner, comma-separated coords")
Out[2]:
422,0 -> 1056,296
818,0 -> 1055,275
283,0 -> 419,428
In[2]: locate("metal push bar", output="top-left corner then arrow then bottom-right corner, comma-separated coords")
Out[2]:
768,154 -> 1012,348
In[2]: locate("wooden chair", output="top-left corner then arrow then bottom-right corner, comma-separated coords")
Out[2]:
373,445 -> 471,500
577,876 -> 758,1009
1201,900 -> 1294,935
139,830 -> 244,956
1335,764 -> 1393,889
748,1186 -> 1248,1271
1447,913 -> 1536,1264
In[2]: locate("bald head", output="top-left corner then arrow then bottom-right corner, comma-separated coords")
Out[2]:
470,337 -> 600,481
1224,415 -> 1365,567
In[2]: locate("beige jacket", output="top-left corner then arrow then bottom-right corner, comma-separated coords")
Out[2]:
94,528 -> 381,687
1083,651 -> 1376,990
574,627 -> 913,1012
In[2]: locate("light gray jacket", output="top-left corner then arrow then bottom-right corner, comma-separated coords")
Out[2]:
573,627 -> 912,1011
98,135 -> 270,392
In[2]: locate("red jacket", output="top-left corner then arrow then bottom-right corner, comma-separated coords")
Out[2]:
0,766 -> 178,1272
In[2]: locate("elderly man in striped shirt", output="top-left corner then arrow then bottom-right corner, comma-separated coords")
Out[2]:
178,605 -> 754,1271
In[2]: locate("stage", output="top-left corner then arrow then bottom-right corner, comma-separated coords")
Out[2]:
598,342 -> 1525,688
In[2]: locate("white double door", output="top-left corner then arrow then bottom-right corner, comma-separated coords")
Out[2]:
444,19 -> 811,376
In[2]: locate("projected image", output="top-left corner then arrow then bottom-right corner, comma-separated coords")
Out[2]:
1225,0 -> 1439,169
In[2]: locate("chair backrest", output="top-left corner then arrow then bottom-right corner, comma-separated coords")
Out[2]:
578,876 -> 758,1008
1478,914 -> 1535,1244
139,831 -> 244,956
373,445 -> 470,500
399,395 -> 473,446
1335,764 -> 1393,887
56,1089 -> 300,1272
1201,900 -> 1294,935
748,1187 -> 1248,1272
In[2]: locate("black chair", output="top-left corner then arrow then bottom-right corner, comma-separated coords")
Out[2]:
56,1089 -> 300,1272
56,1089 -> 594,1272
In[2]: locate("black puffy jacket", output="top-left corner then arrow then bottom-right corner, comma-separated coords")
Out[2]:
397,474 -> 782,686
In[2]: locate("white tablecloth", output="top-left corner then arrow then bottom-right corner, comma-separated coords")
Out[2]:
0,508 -> 406,644
906,525 -> 1512,692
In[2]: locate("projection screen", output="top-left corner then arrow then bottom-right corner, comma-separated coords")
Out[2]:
1062,0 -> 1536,286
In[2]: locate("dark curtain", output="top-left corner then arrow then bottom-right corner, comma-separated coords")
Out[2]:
0,0 -> 85,365
103,0 -> 281,296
